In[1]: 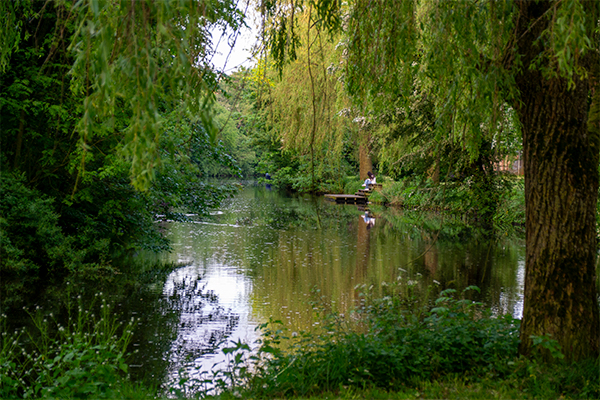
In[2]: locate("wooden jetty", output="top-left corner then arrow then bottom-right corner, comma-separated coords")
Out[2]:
324,194 -> 368,204
324,183 -> 382,204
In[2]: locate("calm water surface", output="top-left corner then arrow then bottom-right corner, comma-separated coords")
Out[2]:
127,183 -> 525,390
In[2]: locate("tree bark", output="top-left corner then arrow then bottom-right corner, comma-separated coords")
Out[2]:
359,132 -> 373,181
514,0 -> 599,361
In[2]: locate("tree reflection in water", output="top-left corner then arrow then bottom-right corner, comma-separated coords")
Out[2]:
125,272 -> 239,393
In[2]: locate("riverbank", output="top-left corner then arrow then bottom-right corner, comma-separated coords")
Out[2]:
342,175 -> 526,234
3,284 -> 597,399
202,286 -> 598,400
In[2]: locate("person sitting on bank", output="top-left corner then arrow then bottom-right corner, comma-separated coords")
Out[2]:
362,171 -> 376,189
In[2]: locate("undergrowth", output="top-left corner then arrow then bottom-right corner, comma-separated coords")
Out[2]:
346,175 -> 525,235
0,290 -> 135,399
181,285 -> 598,400
240,286 -> 520,398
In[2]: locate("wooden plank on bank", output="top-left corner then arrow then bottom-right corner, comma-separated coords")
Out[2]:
324,194 -> 368,204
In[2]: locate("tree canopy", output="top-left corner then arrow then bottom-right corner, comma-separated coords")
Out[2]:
2,0 -> 245,189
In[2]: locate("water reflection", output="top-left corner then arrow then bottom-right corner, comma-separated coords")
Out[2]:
361,209 -> 376,229
124,272 -> 243,388
130,184 -> 525,391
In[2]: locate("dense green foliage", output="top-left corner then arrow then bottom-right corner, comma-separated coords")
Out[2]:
241,2 -> 525,231
372,175 -> 526,233
216,62 -> 359,193
0,0 -> 242,307
1,295 -> 133,399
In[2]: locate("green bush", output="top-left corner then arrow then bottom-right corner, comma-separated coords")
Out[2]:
0,172 -> 67,278
163,283 -> 598,399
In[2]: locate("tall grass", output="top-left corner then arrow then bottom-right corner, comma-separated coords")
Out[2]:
1,290 -> 135,399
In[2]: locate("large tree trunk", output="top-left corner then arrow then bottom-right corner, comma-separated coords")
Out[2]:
514,1 -> 599,361
359,132 -> 373,181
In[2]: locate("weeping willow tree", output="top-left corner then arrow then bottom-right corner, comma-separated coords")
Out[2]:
262,0 -> 600,361
1,0 -> 244,190
258,2 -> 352,191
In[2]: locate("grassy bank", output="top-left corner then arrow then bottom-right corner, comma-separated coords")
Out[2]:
2,284 -> 598,399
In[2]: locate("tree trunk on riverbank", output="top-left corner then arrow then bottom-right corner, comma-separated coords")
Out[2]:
359,135 -> 373,181
514,0 -> 599,361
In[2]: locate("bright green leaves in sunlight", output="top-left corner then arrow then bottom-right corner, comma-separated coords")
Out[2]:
257,0 -> 524,185
67,0 -> 245,190
260,0 -> 341,74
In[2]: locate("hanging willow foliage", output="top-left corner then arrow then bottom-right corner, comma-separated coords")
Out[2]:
264,0 -> 598,163
260,0 -> 340,73
71,0 -> 245,190
266,6 -> 351,189
2,0 -> 245,190
346,0 -> 521,162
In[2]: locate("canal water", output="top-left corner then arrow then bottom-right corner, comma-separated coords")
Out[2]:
125,183 -> 525,391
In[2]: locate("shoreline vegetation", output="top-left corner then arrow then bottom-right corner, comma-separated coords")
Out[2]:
2,279 -> 598,399
340,174 -> 527,236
